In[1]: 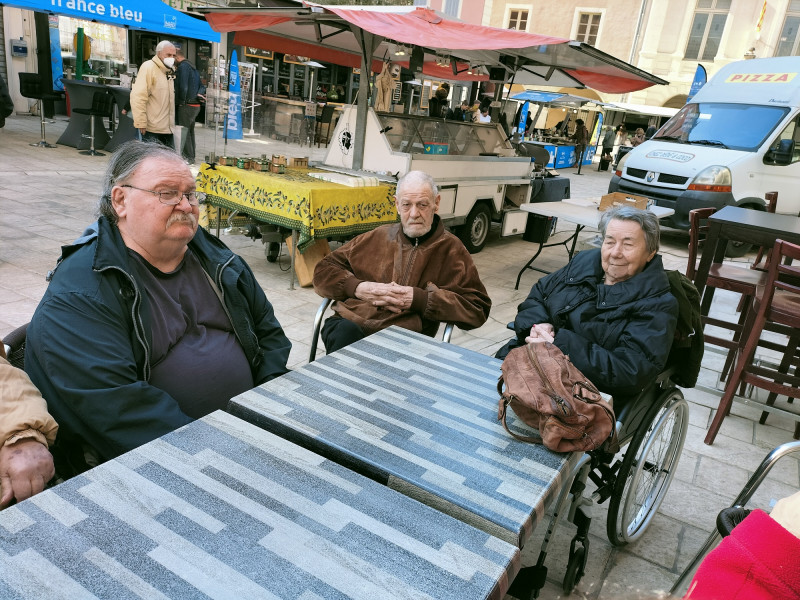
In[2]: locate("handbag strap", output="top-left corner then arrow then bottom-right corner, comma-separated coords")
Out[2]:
498,395 -> 545,445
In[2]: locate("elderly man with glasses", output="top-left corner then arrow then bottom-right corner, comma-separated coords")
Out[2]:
25,141 -> 291,477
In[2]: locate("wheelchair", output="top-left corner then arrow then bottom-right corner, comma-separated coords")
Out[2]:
509,358 -> 689,598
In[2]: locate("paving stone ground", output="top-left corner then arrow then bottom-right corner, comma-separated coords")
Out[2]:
1,111 -> 798,599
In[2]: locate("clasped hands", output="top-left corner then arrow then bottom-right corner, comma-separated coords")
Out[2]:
526,323 -> 555,344
355,281 -> 414,314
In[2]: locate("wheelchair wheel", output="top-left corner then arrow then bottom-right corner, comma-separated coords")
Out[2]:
607,389 -> 688,546
265,242 -> 280,263
562,543 -> 586,594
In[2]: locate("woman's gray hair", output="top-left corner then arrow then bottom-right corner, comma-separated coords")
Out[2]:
396,171 -> 438,200
97,140 -> 184,224
598,205 -> 660,254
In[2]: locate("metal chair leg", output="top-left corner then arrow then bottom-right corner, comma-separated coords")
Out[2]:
31,99 -> 55,148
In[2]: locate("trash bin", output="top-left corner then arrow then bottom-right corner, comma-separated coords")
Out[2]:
523,213 -> 557,243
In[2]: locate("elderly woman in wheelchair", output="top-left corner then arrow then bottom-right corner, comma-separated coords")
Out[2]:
499,205 -> 694,594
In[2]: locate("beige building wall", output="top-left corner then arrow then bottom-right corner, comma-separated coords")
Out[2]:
485,0 -> 799,108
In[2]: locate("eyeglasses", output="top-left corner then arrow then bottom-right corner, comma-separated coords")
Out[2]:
120,185 -> 205,206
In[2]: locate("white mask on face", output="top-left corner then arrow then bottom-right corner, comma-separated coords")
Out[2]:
163,57 -> 175,69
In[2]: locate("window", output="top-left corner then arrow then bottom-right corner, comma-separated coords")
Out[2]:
575,13 -> 601,45
443,0 -> 460,18
684,0 -> 730,61
776,1 -> 800,56
507,9 -> 529,31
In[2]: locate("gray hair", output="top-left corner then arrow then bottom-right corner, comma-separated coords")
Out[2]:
396,171 -> 438,199
155,40 -> 175,54
98,140 -> 185,225
598,205 -> 660,254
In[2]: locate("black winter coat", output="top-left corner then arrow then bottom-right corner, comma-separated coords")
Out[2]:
498,249 -> 678,398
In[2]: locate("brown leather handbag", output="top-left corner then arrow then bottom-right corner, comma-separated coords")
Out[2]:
497,342 -> 616,453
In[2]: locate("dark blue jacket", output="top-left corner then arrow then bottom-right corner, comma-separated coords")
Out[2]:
499,249 -> 678,397
25,217 -> 291,466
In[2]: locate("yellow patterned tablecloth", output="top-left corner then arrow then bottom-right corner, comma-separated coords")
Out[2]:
196,164 -> 398,252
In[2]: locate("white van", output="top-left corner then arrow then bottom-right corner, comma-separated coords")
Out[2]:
608,56 -> 800,255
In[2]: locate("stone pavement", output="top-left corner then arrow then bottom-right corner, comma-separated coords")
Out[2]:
1,112 -> 798,600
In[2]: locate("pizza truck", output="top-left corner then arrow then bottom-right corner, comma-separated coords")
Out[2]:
608,56 -> 800,255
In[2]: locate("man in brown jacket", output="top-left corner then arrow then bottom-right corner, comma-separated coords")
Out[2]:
313,170 -> 491,353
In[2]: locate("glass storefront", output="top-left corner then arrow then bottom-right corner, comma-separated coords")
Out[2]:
58,18 -> 127,82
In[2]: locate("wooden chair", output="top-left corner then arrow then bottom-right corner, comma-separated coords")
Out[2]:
309,298 -> 454,363
704,239 -> 800,445
316,104 -> 337,148
687,207 -> 768,381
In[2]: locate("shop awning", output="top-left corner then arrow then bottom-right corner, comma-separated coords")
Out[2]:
604,102 -> 679,118
5,0 -> 220,42
199,1 -> 667,93
512,91 -> 595,105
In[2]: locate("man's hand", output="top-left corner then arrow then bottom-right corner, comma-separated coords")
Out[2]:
139,127 -> 146,135
0,439 -> 55,508
525,323 -> 555,344
355,281 -> 414,314
771,490 -> 800,539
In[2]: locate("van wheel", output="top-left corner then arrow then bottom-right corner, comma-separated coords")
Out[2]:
724,202 -> 764,258
458,203 -> 491,254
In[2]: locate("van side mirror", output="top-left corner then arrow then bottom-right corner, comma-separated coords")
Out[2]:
765,138 -> 795,166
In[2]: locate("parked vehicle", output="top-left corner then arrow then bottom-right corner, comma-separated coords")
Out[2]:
609,56 -> 800,256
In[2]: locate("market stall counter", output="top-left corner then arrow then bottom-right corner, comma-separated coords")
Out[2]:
196,163 -> 398,287
105,85 -> 137,152
58,79 -> 111,150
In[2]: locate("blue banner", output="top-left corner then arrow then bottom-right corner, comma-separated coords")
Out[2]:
226,51 -> 243,141
518,101 -> 529,136
48,14 -> 64,92
687,64 -> 707,103
4,0 -> 219,42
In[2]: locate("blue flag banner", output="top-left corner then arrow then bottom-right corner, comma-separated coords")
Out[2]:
687,65 -> 707,103
226,51 -> 243,141
3,0 -> 219,41
518,101 -> 529,136
48,15 -> 64,92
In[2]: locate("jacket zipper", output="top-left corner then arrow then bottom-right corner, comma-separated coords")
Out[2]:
399,237 -> 418,285
527,344 -> 570,416
215,256 -> 256,362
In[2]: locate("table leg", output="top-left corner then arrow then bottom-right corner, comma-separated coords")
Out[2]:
515,225 -> 584,290
289,230 -> 298,291
695,222 -> 725,316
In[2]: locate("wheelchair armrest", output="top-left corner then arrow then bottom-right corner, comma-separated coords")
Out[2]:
309,298 -> 334,363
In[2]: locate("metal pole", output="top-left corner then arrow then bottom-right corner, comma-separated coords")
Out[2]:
350,28 -> 382,171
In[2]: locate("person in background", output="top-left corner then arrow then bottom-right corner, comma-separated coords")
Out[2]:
25,141 -> 291,477
0,345 -> 58,508
601,125 -> 615,161
476,106 -> 492,123
130,40 -> 176,147
0,72 -> 14,128
174,48 -> 204,165
615,124 -> 628,146
446,100 -> 470,122
313,170 -> 491,353
496,206 -> 678,411
571,118 -> 589,167
630,127 -> 646,147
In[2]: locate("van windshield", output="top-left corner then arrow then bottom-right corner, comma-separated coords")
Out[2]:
653,103 -> 789,152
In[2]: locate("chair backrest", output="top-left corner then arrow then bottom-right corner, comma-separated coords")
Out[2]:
18,73 -> 43,100
2,322 -> 29,370
92,90 -> 113,114
762,239 -> 800,316
320,104 -> 336,124
752,191 -> 779,270
686,207 -> 715,281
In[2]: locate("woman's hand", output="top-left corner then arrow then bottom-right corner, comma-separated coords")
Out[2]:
525,323 -> 555,344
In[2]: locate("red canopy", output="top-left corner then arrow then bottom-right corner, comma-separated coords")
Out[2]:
202,2 -> 667,93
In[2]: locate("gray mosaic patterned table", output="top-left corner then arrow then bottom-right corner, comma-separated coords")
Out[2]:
0,411 -> 519,599
229,327 -> 580,550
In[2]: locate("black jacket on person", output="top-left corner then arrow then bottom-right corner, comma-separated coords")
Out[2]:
497,249 -> 678,398
175,58 -> 201,106
0,73 -> 14,127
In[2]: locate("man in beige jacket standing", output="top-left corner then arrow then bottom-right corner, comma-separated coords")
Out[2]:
131,40 -> 176,147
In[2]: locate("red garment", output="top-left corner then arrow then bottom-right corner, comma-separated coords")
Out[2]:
684,509 -> 800,600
